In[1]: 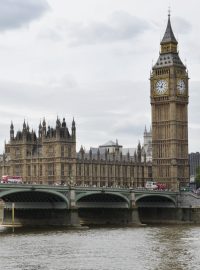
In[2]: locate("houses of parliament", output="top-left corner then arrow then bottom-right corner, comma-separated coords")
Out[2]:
0,117 -> 152,188
0,14 -> 189,191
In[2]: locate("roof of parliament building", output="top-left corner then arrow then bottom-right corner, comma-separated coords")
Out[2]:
77,126 -> 152,162
9,117 -> 76,143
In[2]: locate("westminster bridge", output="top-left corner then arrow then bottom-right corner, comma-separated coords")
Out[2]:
0,184 -> 200,226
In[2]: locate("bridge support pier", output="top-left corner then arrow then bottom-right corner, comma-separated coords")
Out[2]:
67,209 -> 81,228
0,203 -> 4,225
1,208 -> 82,227
67,188 -> 82,227
128,207 -> 141,226
128,192 -> 141,225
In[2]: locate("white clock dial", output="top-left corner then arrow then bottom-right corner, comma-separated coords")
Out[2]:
177,79 -> 186,94
155,79 -> 168,95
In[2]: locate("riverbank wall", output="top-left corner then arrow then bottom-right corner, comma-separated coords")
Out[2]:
0,200 -> 4,224
137,192 -> 200,224
138,207 -> 200,225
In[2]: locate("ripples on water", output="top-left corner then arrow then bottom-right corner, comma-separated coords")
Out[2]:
1,225 -> 200,270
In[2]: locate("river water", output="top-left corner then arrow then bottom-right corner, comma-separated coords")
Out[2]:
0,225 -> 200,270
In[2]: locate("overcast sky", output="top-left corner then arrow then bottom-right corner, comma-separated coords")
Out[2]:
0,0 -> 199,153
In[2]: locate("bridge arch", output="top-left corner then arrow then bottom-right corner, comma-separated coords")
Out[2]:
76,191 -> 131,225
76,191 -> 130,208
0,188 -> 69,209
136,194 -> 176,208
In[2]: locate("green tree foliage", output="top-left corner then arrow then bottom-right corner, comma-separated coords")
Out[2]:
195,166 -> 200,188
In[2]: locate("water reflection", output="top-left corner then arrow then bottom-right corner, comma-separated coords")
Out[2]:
0,225 -> 200,270
151,225 -> 200,270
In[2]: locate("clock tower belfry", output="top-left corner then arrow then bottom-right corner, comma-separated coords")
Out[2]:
150,13 -> 189,191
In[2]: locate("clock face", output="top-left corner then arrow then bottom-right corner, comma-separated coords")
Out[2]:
155,79 -> 168,95
177,79 -> 186,95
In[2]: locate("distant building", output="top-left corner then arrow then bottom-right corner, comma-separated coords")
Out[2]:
142,126 -> 152,162
90,140 -> 136,157
0,118 -> 152,188
189,152 -> 200,180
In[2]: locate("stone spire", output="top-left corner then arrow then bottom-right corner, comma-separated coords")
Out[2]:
42,118 -> 46,136
23,119 -> 26,131
10,121 -> 14,140
137,141 -> 142,163
154,12 -> 184,68
10,121 -> 14,130
56,116 -> 61,129
80,145 -> 85,159
161,12 -> 177,45
72,117 -> 76,139
38,121 -> 42,138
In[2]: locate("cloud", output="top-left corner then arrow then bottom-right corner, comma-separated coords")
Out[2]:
189,81 -> 200,123
39,11 -> 149,45
67,11 -> 149,46
0,0 -> 50,31
38,27 -> 63,41
173,17 -> 192,35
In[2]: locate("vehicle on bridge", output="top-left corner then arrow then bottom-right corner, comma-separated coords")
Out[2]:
1,175 -> 23,184
156,183 -> 167,190
145,181 -> 167,191
145,181 -> 157,190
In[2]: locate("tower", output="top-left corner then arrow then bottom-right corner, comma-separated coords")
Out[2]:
71,118 -> 76,139
150,13 -> 189,191
143,126 -> 152,162
10,121 -> 14,140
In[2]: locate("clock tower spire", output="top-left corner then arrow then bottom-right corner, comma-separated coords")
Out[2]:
161,11 -> 178,50
150,14 -> 189,191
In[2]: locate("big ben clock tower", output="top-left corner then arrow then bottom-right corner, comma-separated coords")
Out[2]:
150,13 -> 189,191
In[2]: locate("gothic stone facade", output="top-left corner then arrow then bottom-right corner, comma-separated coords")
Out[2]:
0,118 -> 152,187
76,141 -> 152,188
150,14 -> 189,190
0,118 -> 76,185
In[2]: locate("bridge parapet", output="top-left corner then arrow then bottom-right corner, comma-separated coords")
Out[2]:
179,192 -> 200,208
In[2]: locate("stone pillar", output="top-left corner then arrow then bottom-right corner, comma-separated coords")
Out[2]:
129,207 -> 141,225
128,191 -> 141,225
68,188 -> 81,227
67,209 -> 81,227
130,191 -> 136,208
69,188 -> 76,209
0,201 -> 4,225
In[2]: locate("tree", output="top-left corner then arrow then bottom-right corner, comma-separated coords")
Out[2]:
195,166 -> 200,188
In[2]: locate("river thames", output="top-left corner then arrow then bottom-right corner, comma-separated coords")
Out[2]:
0,225 -> 200,270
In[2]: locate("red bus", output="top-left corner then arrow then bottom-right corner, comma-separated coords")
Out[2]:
1,175 -> 23,184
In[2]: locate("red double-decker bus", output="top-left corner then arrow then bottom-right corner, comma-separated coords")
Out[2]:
1,175 -> 23,184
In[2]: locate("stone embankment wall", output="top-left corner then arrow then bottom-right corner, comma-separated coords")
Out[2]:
179,192 -> 200,207
178,192 -> 200,224
0,200 -> 4,224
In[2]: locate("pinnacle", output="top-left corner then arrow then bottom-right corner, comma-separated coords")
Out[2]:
161,15 -> 177,45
